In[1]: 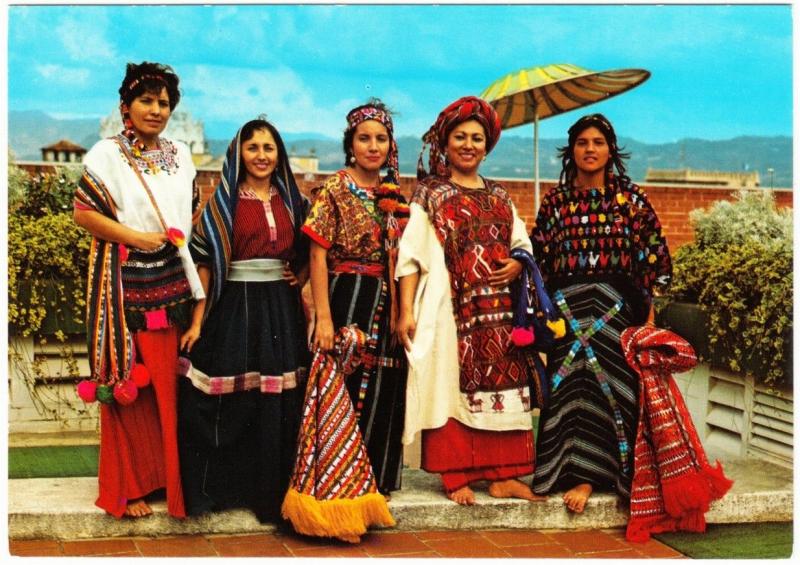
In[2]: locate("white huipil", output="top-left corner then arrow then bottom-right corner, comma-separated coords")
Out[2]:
83,137 -> 204,299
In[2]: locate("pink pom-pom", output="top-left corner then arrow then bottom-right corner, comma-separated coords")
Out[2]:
118,243 -> 129,264
131,363 -> 151,388
511,326 -> 535,347
76,380 -> 97,403
113,380 -> 139,405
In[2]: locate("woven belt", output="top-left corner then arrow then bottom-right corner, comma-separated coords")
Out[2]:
330,260 -> 385,277
228,258 -> 286,282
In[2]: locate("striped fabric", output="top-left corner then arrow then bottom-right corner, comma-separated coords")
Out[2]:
282,326 -> 394,542
190,125 -> 307,315
178,356 -> 299,395
532,282 -> 638,498
480,63 -> 651,126
621,326 -> 733,542
74,167 -> 132,385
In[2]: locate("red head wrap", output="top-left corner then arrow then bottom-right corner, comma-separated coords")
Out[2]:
417,96 -> 502,180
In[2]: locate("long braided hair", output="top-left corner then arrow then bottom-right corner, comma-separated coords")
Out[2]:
557,113 -> 631,189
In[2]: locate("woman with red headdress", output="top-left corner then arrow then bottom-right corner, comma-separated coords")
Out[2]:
73,61 -> 203,519
302,98 -> 409,496
395,96 -> 546,505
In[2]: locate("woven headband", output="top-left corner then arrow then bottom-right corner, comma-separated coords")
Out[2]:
346,105 -> 394,133
126,74 -> 167,92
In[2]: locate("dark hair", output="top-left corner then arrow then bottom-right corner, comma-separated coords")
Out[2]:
342,97 -> 394,166
118,61 -> 181,111
237,118 -> 289,184
557,113 -> 630,188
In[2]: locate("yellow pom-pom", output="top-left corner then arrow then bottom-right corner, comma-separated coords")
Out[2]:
547,318 -> 567,338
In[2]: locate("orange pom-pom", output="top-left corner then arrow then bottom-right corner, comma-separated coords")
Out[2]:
167,227 -> 186,247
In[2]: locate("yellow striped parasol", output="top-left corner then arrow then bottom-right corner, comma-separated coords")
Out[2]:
480,63 -> 650,211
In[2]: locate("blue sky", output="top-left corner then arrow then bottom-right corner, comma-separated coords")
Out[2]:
6,3 -> 793,143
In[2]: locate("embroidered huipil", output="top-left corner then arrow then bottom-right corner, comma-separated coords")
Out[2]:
81,135 -> 199,330
531,180 -> 671,321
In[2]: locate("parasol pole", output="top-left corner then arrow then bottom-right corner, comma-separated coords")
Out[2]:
534,111 -> 540,214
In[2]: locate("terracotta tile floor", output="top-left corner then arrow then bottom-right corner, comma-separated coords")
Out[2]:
9,528 -> 686,558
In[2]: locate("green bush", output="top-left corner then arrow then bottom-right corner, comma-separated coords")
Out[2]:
668,190 -> 792,387
8,163 -> 90,336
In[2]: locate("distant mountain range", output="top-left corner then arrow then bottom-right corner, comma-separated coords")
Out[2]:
9,110 -> 793,187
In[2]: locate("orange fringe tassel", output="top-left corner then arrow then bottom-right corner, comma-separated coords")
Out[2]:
281,487 -> 396,544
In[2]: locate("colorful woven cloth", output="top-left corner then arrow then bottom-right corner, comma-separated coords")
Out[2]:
74,168 -> 133,386
281,326 -> 395,543
621,326 -> 733,542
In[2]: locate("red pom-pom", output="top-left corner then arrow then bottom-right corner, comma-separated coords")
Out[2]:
76,380 -> 97,403
511,326 -> 535,347
114,380 -> 139,405
131,363 -> 151,388
167,227 -> 186,247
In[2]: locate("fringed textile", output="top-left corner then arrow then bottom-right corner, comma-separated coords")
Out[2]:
282,326 -> 395,543
75,167 -> 133,386
621,326 -> 733,542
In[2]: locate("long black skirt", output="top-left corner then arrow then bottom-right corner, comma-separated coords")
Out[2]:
178,278 -> 308,523
327,271 -> 407,493
532,282 -> 638,499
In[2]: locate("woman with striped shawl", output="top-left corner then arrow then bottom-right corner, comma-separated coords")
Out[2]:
176,118 -> 310,523
530,114 -> 672,513
73,61 -> 202,519
302,99 -> 409,497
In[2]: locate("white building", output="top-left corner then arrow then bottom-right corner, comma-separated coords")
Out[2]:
100,108 -> 208,156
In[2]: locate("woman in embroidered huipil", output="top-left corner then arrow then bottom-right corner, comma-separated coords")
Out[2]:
530,114 -> 672,513
395,96 -> 546,506
302,99 -> 409,496
74,62 -> 201,519
176,118 -> 309,523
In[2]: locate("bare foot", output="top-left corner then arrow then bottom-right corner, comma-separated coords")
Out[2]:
448,485 -> 476,506
488,479 -> 547,502
124,499 -> 152,518
337,534 -> 361,544
563,483 -> 593,513
382,493 -> 392,502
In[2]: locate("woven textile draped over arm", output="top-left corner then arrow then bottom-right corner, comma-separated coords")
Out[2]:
74,166 -> 133,384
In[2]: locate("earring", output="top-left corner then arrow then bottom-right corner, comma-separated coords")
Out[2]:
349,155 -> 356,164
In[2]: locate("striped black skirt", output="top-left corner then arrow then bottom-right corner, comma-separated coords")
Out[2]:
327,272 -> 407,494
532,282 -> 638,499
178,278 -> 309,523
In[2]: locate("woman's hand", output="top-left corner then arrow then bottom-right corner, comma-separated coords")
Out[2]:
313,316 -> 335,352
179,323 -> 202,353
283,267 -> 300,286
489,257 -> 523,287
132,231 -> 168,252
396,310 -> 416,352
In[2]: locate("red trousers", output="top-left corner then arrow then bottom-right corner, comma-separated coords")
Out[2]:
95,327 -> 185,518
422,418 -> 535,493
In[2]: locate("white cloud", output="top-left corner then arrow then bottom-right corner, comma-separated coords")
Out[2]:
182,64 -> 357,137
35,64 -> 91,85
56,16 -> 116,63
